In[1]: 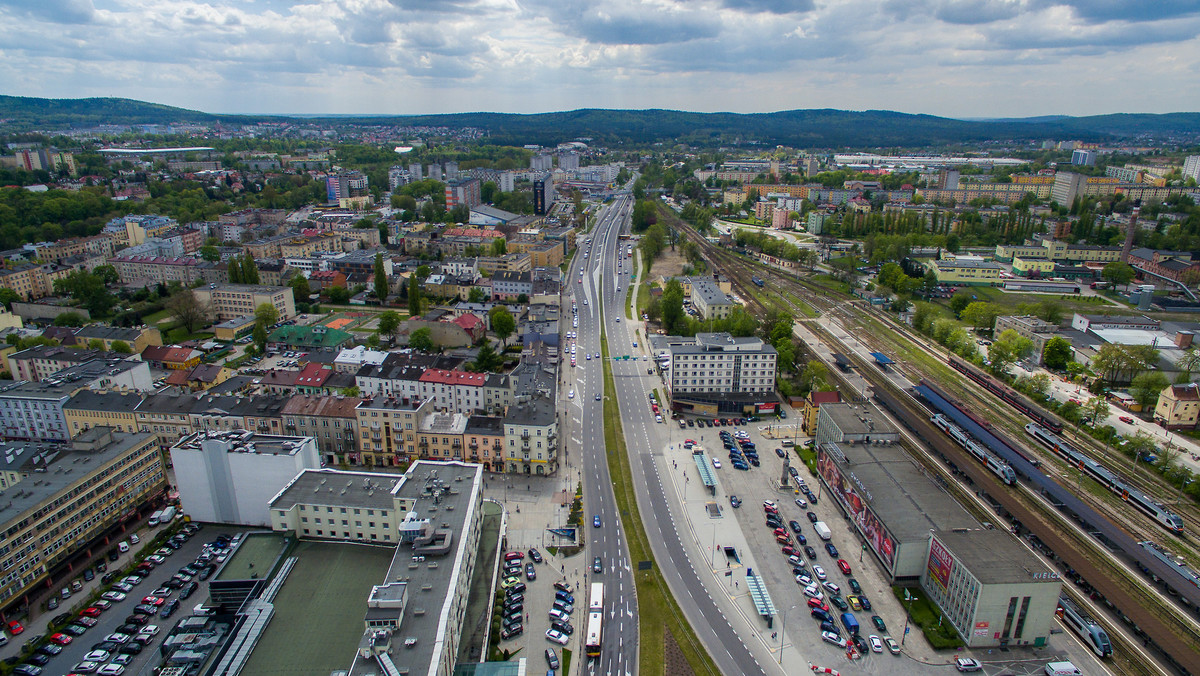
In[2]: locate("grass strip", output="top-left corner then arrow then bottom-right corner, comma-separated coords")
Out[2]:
600,328 -> 721,676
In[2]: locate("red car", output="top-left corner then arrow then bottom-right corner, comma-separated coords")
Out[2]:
807,597 -> 829,611
781,546 -> 796,556
837,559 -> 852,575
81,607 -> 103,618
7,620 -> 23,635
49,632 -> 73,645
1119,416 -> 1135,424
141,595 -> 165,607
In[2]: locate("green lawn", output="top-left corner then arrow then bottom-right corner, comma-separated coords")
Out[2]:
143,308 -> 173,325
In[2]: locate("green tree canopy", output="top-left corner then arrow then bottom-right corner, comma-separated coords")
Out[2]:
1130,371 -> 1170,409
111,340 -> 132,354
490,307 -> 516,345
255,302 -> 279,327
1041,336 -> 1073,371
53,312 -> 86,327
409,327 -> 434,352
377,310 -> 401,339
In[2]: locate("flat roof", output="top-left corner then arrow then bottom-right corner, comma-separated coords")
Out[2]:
933,529 -> 1056,585
173,430 -> 314,457
822,402 -> 898,437
271,469 -> 400,511
213,531 -> 289,582
825,443 -> 977,543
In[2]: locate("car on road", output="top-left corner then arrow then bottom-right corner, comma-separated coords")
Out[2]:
804,545 -> 818,559
528,548 -> 543,564
859,595 -> 872,611
853,634 -> 869,653
593,515 -> 602,528
829,595 -> 848,611
551,620 -> 574,635
869,635 -> 884,653
730,495 -> 741,508
806,511 -> 818,523
825,542 -> 839,557
788,520 -> 803,534
545,629 -> 569,645
1119,416 -> 1135,423
837,559 -> 851,575
525,563 -> 537,580
812,564 -> 826,581
711,458 -> 722,469
955,657 -> 982,672
885,635 -> 901,654
545,648 -> 560,669
847,595 -> 862,611
821,631 -> 847,648
593,557 -> 603,573
848,578 -> 862,594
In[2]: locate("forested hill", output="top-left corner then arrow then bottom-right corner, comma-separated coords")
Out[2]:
1,95 -> 1198,147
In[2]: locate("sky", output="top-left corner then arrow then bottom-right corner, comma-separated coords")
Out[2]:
1,0 -> 1198,118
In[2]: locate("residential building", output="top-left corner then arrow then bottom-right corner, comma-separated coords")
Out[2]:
268,324 -> 353,350
0,380 -> 77,441
533,173 -> 554,215
334,346 -> 389,373
8,346 -> 137,382
416,412 -> 468,461
445,178 -> 482,210
491,270 -> 533,300
418,369 -> 487,414
108,255 -> 203,285
193,283 -> 296,322
1155,383 -> 1200,430
463,415 -> 505,472
48,356 -> 154,392
1184,155 -> 1200,183
503,396 -> 557,475
802,390 -> 842,435
1127,248 -> 1200,285
63,389 -> 145,436
213,316 -> 257,341
294,363 -> 338,394
281,394 -> 363,465
71,325 -> 162,352
0,429 -> 163,606
354,396 -> 434,467
993,315 -> 1060,364
0,264 -> 50,300
925,258 -> 1005,286
171,430 -> 321,526
133,393 -> 199,449
141,345 -> 203,370
691,278 -> 737,321
921,530 -> 1061,648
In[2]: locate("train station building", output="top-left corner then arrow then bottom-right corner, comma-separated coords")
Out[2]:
921,530 -> 1061,649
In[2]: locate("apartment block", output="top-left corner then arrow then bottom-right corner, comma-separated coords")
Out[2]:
354,396 -> 434,467
193,284 -> 296,322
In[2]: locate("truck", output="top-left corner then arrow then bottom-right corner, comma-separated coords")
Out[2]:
148,510 -> 164,527
813,521 -> 832,541
1044,662 -> 1081,676
840,612 -> 860,635
159,506 -> 177,523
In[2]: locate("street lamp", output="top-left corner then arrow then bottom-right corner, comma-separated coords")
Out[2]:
778,604 -> 797,665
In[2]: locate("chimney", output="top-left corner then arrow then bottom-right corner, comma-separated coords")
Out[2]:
1120,205 -> 1140,263
1176,331 -> 1194,349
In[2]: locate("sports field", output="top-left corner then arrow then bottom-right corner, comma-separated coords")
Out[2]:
240,541 -> 395,676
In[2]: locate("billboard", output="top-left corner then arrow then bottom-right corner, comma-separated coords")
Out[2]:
927,536 -> 955,592
816,448 -> 898,571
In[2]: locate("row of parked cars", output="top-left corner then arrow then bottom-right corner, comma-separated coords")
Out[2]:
495,549 -> 575,656
5,523 -> 212,676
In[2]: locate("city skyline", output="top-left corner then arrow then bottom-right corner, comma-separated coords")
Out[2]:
0,0 -> 1198,119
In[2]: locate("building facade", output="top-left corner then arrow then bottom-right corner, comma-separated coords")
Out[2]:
193,284 -> 296,322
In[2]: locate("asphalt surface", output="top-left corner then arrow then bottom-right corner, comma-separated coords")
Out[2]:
571,194 -> 639,676
570,196 -> 770,676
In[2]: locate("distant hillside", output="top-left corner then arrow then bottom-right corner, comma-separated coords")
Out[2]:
1,95 -> 1197,148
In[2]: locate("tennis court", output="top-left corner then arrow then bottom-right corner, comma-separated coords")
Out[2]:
325,317 -> 355,330
240,541 -> 395,676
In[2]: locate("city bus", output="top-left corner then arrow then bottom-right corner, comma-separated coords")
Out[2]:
585,582 -> 603,659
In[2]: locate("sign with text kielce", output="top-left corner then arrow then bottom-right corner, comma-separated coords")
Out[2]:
926,536 -> 954,591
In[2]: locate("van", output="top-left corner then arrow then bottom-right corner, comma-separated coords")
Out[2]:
118,541 -> 130,553
1044,662 -> 1082,676
781,440 -> 794,448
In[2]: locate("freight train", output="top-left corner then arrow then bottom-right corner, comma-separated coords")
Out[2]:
947,355 -> 1063,433
931,413 -> 1017,485
1056,595 -> 1113,658
1025,423 -> 1184,534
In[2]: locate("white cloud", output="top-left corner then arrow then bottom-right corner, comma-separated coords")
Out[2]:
0,0 -> 1196,117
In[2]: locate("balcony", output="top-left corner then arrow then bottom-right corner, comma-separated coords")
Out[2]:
521,431 -> 530,440
451,440 -> 462,449
468,442 -> 478,450
492,442 -> 502,451
418,439 -> 429,448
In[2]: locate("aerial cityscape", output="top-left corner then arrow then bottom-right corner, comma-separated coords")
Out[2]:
1,3 -> 1200,676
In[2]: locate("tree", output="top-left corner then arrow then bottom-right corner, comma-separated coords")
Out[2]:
407,274 -> 422,316
88,338 -> 104,350
1176,347 -> 1200,382
490,307 -> 516,346
111,340 -> 132,354
255,303 -> 279,328
374,252 -> 389,304
661,279 -> 685,334
289,274 -> 311,300
961,302 -> 1001,332
468,287 -> 487,303
409,327 -> 434,352
377,310 -> 401,340
949,292 -> 973,318
54,270 -> 116,316
471,342 -> 503,372
987,329 -> 1033,375
1041,336 -> 1074,371
0,288 -> 19,310
1081,397 -> 1110,426
93,265 -> 119,286
166,289 -> 211,334
53,312 -> 86,327
327,286 -> 350,304
199,245 -> 220,262
800,360 -> 829,392
252,321 -> 268,353
1130,371 -> 1170,409
516,293 -> 529,304
1102,262 -> 1136,291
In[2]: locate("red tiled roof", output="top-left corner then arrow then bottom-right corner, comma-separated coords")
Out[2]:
452,313 -> 484,330
419,368 -> 487,387
143,345 -> 201,363
808,391 -> 841,405
296,362 -> 332,387
164,370 -> 189,385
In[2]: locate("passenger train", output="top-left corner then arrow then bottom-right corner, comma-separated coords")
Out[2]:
948,355 -> 1063,433
931,413 -> 1017,485
1056,595 -> 1113,658
1025,423 -> 1184,534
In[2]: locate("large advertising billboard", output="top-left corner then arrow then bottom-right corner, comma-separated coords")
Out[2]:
927,535 -> 955,591
816,448 -> 898,572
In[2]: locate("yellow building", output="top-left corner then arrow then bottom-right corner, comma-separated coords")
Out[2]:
926,258 -> 1005,286
354,395 -> 434,467
192,283 -> 296,322
416,412 -> 468,462
73,325 -> 162,352
1154,383 -> 1200,430
64,389 -> 145,436
1011,256 -> 1055,276
0,264 -> 50,300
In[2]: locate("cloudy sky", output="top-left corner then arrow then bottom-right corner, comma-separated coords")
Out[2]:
1,0 -> 1198,118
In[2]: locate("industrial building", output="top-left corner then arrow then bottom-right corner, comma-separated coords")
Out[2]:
921,530 -> 1061,648
171,430 -> 321,526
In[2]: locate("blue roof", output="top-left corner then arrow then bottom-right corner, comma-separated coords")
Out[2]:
870,352 -> 893,365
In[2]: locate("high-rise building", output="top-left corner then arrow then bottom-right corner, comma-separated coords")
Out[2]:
445,178 -> 482,210
533,173 -> 555,215
531,154 -> 553,172
1071,149 -> 1096,167
498,171 -> 515,193
558,153 -> 580,171
408,163 -> 423,180
444,161 -> 459,180
1184,155 -> 1200,183
326,172 -> 369,203
427,164 -> 442,181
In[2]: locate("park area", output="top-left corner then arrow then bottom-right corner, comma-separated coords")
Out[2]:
240,541 -> 395,676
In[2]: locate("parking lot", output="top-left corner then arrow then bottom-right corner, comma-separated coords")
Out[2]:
0,522 -> 243,676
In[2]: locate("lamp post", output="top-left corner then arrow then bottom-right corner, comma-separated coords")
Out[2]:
778,604 -> 797,665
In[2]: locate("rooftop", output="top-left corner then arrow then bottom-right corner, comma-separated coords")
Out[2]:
64,388 -> 145,413
209,283 -> 290,295
504,395 -> 556,426
270,469 -> 401,511
172,430 -> 313,456
0,379 -> 77,400
692,278 -> 735,306
821,402 -> 898,437
420,412 -> 468,435
932,530 -> 1057,585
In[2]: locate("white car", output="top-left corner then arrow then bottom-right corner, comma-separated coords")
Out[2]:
568,390 -> 575,399
137,625 -> 159,637
821,631 -> 847,648
84,650 -> 111,662
812,565 -> 826,581
795,574 -> 812,585
795,497 -> 808,508
803,584 -> 823,600
101,591 -> 127,602
545,629 -> 569,645
869,635 -> 884,653
98,665 -> 126,676
74,662 -> 101,674
822,581 -> 840,594
711,458 -> 722,469
105,632 -> 131,644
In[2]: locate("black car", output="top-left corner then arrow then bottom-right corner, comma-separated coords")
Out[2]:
101,572 -> 119,585
62,624 -> 87,637
161,599 -> 181,618
506,592 -> 525,605
788,520 -> 803,534
504,602 -> 523,615
164,577 -> 184,589
92,640 -> 119,653
180,581 -> 198,599
806,511 -> 819,523
500,625 -> 522,640
528,548 -> 543,564
35,644 -> 62,657
524,563 -> 537,581
119,641 -> 144,655
502,608 -> 522,622
198,565 -> 216,581
501,616 -> 522,632
804,545 -> 818,559
50,613 -> 71,627
825,543 -> 839,558
551,620 -> 574,635
124,614 -> 149,626
593,557 -> 603,573
25,654 -> 50,667
853,635 -> 869,653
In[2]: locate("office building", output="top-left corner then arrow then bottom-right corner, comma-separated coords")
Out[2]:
533,174 -> 554,215
666,333 -> 777,397
268,460 -> 484,676
193,283 -> 296,322
921,530 -> 1061,648
171,430 -> 321,527
0,428 -> 164,605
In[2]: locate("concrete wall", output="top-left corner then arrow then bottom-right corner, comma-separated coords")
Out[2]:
12,302 -> 90,322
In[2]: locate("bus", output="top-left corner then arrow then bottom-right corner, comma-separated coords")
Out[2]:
585,582 -> 603,659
